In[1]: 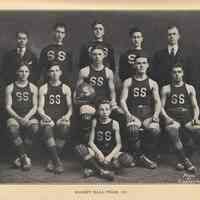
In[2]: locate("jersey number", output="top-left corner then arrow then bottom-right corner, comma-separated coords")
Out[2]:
96,130 -> 112,142
47,50 -> 66,62
171,94 -> 185,104
16,91 -> 29,102
128,54 -> 136,64
90,76 -> 104,87
49,94 -> 61,104
133,87 -> 147,97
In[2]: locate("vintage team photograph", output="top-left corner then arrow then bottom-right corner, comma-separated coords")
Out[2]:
0,10 -> 200,184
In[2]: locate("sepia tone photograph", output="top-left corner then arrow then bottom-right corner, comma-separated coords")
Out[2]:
0,10 -> 199,185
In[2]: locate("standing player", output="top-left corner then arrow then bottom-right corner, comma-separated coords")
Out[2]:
38,64 -> 72,174
39,23 -> 72,85
120,54 -> 161,169
161,64 -> 200,173
119,27 -> 146,82
2,31 -> 38,86
76,99 -> 134,181
79,21 -> 115,72
5,64 -> 39,171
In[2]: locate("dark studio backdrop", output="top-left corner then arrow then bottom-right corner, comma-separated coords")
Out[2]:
0,10 -> 200,158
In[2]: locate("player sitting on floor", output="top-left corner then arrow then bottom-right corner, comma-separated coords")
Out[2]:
120,53 -> 161,169
38,64 -> 72,174
161,64 -> 200,173
5,64 -> 39,171
76,99 -> 134,181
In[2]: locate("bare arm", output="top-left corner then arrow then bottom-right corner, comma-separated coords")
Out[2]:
187,85 -> 199,122
150,80 -> 161,121
38,84 -> 52,121
106,68 -> 116,106
88,119 -> 105,161
24,84 -> 38,120
105,120 -> 121,162
62,85 -> 73,120
120,78 -> 133,119
160,85 -> 174,122
73,67 -> 88,103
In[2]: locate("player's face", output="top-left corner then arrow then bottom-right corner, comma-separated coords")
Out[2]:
17,33 -> 28,48
171,67 -> 184,82
17,65 -> 30,81
91,48 -> 105,64
48,65 -> 62,81
131,32 -> 143,48
93,24 -> 105,40
134,57 -> 149,74
98,103 -> 111,119
168,27 -> 180,46
54,27 -> 66,43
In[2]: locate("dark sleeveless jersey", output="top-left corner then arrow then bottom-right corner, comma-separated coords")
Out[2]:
85,66 -> 110,102
39,44 -> 72,82
119,48 -> 146,81
44,83 -> 68,121
79,40 -> 115,72
94,120 -> 116,156
12,82 -> 33,117
127,78 -> 154,120
165,84 -> 193,123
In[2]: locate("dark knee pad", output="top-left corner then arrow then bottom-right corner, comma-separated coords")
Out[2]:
75,144 -> 90,160
42,125 -> 54,141
29,124 -> 39,134
8,126 -> 20,140
118,153 -> 134,167
167,126 -> 179,140
57,125 -> 70,140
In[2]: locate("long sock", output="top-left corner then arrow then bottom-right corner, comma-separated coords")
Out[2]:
48,145 -> 61,165
176,148 -> 187,162
16,143 -> 26,158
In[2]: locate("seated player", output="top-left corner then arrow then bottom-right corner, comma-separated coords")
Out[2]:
75,44 -> 117,107
38,64 -> 72,174
5,64 -> 39,171
161,64 -> 200,173
76,99 -> 134,181
120,53 -> 161,169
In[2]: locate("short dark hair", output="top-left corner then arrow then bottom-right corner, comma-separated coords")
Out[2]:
129,27 -> 142,36
53,23 -> 67,32
90,44 -> 105,53
47,63 -> 61,71
171,63 -> 184,71
167,25 -> 180,33
16,63 -> 30,74
16,31 -> 29,38
96,98 -> 111,109
91,20 -> 104,29
135,52 -> 149,61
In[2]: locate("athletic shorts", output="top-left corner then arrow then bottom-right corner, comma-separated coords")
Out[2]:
166,107 -> 193,125
131,105 -> 154,121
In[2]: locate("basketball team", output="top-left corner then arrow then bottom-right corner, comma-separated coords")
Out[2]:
1,20 -> 200,181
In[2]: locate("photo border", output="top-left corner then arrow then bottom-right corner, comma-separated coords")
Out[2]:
0,1 -> 200,200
